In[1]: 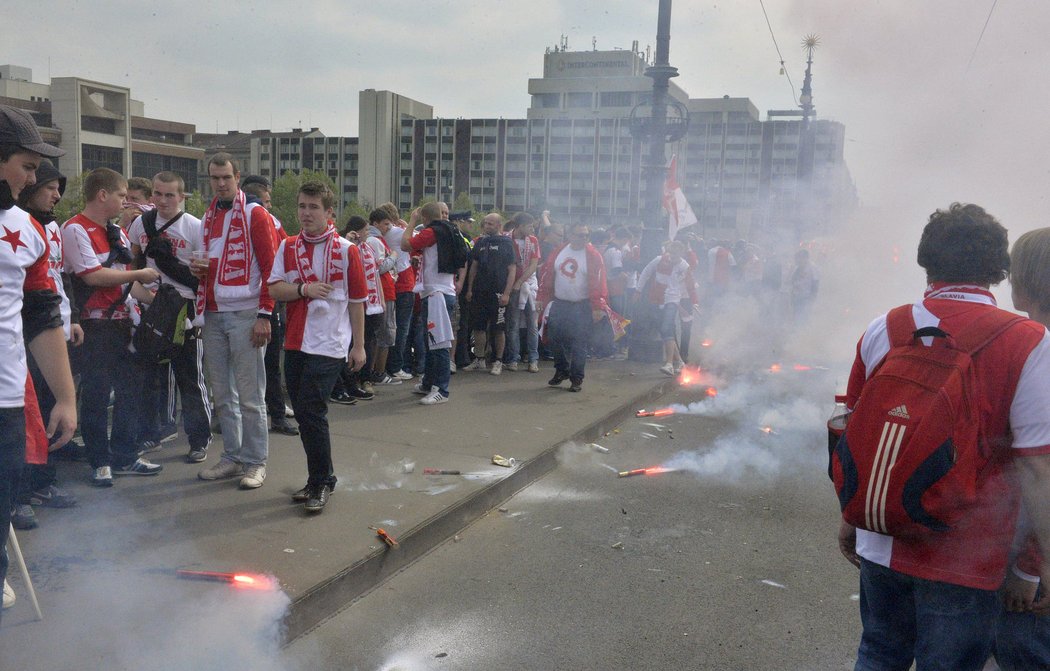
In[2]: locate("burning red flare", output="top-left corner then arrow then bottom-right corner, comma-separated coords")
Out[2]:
176,569 -> 275,590
792,364 -> 812,371
769,364 -> 782,373
701,339 -> 713,347
636,407 -> 675,418
618,466 -> 675,478
678,366 -> 703,386
705,387 -> 718,397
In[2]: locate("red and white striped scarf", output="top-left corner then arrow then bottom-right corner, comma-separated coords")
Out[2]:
356,236 -> 384,314
196,190 -> 252,315
294,223 -> 343,301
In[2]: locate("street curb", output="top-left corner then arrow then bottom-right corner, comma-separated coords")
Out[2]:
281,376 -> 675,644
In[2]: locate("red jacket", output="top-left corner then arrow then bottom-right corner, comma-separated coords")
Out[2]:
537,242 -> 608,312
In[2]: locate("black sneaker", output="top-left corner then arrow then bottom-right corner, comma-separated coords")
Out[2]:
29,485 -> 77,508
291,484 -> 311,502
548,371 -> 569,386
569,379 -> 583,392
270,420 -> 300,435
11,503 -> 37,530
329,391 -> 358,405
154,426 -> 178,444
348,386 -> 374,401
186,446 -> 208,463
304,484 -> 331,513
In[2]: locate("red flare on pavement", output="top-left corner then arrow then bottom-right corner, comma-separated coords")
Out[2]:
636,407 -> 675,418
701,339 -> 713,347
618,466 -> 675,478
678,366 -> 702,386
176,570 -> 275,590
769,364 -> 782,373
705,387 -> 718,397
792,364 -> 812,371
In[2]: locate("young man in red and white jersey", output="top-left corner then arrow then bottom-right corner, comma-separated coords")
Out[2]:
63,168 -> 162,486
192,153 -> 277,490
268,181 -> 366,512
379,203 -> 416,381
127,171 -> 213,464
503,212 -> 541,372
400,201 -> 464,405
839,203 -> 1050,671
0,105 -> 77,620
638,240 -> 699,376
242,175 -> 299,437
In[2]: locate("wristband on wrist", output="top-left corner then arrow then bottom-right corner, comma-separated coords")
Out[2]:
297,282 -> 305,298
257,312 -> 270,320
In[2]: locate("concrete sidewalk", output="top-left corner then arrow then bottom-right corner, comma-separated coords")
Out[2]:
1,358 -> 672,653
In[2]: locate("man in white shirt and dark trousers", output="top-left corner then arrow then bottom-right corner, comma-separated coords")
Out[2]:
127,171 -> 213,463
268,182 -> 367,512
537,222 -> 608,392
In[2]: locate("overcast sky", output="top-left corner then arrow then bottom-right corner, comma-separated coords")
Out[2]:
5,1 -> 1047,238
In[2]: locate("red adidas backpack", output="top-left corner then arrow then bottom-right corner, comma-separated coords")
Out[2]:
831,305 -> 1023,537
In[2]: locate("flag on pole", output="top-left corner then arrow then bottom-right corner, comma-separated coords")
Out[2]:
663,154 -> 698,242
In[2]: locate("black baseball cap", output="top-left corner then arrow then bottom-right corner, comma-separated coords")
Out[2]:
240,174 -> 270,190
0,105 -> 64,158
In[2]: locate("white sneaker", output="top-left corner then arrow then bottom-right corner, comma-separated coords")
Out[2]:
419,389 -> 448,405
412,382 -> 430,395
377,374 -> 403,385
465,359 -> 486,372
198,458 -> 245,481
490,360 -> 503,376
504,361 -> 519,372
449,361 -> 457,373
394,370 -> 414,380
240,464 -> 267,489
659,363 -> 675,376
528,361 -> 540,373
2,580 -> 14,610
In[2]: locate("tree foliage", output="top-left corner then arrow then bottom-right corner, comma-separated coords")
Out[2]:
271,170 -> 338,235
53,172 -> 88,224
184,191 -> 207,218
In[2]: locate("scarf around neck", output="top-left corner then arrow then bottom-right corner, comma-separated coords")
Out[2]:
294,223 -> 343,301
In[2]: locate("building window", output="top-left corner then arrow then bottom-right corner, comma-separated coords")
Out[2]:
566,92 -> 593,109
599,92 -> 633,107
533,93 -> 560,109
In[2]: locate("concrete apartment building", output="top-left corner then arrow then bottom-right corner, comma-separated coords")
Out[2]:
394,44 -> 855,240
0,64 -> 203,191
0,42 -> 853,240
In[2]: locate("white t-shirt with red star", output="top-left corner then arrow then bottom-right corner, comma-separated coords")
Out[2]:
40,220 -> 72,339
0,206 -> 55,408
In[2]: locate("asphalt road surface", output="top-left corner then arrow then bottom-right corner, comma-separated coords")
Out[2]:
282,367 -> 862,670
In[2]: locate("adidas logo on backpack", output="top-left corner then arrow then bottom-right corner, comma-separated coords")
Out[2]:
830,305 -> 1023,537
887,405 -> 910,420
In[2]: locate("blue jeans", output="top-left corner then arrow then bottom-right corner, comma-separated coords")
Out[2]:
202,308 -> 269,466
995,602 -> 1050,671
387,291 -> 415,375
855,559 -> 999,671
504,290 -> 539,364
421,293 -> 456,397
549,299 -> 592,382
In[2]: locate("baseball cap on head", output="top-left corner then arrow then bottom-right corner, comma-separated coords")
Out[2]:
0,105 -> 64,158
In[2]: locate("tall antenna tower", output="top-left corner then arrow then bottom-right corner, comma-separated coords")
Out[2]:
799,34 -> 820,126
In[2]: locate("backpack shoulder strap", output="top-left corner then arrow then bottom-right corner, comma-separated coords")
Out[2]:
885,305 -> 917,349
143,209 -> 159,239
953,308 -> 1026,355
